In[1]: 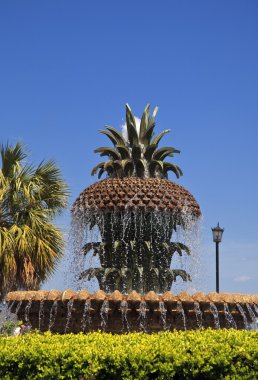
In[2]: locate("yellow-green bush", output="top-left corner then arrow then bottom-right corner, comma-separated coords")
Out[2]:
0,329 -> 257,379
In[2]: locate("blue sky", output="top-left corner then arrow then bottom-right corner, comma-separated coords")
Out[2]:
1,1 -> 258,294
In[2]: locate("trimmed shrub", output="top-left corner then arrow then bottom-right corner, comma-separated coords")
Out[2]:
0,329 -> 257,379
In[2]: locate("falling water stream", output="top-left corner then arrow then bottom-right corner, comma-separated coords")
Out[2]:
100,300 -> 109,331
210,303 -> 220,329
48,301 -> 58,331
138,301 -> 147,332
82,300 -> 91,332
24,300 -> 32,326
246,303 -> 256,326
69,208 -> 202,295
64,300 -> 74,333
38,300 -> 44,330
223,304 -> 237,329
177,301 -> 186,331
194,302 -> 203,330
159,301 -> 167,330
236,303 -> 248,329
120,300 -> 129,332
15,300 -> 22,315
0,301 -> 17,327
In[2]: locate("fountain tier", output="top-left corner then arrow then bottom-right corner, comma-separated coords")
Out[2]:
72,177 -> 201,216
71,178 -> 201,293
6,290 -> 258,333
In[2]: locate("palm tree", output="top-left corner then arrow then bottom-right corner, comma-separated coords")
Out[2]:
0,143 -> 68,300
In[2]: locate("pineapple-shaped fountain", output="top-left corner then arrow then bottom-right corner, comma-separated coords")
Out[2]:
6,105 -> 258,333
72,104 -> 201,293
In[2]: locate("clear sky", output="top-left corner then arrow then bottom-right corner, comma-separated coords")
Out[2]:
1,1 -> 257,294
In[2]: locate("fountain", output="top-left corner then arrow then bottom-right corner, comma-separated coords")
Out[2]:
5,104 -> 258,333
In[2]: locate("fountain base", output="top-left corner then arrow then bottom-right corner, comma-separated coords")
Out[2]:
6,290 -> 258,333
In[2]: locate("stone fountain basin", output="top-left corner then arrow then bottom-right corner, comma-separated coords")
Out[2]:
6,290 -> 258,333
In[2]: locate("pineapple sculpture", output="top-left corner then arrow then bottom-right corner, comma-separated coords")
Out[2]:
72,104 -> 201,293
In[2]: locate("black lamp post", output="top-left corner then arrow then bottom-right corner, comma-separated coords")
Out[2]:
211,223 -> 224,293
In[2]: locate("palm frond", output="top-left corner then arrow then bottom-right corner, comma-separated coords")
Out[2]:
0,142 -> 68,299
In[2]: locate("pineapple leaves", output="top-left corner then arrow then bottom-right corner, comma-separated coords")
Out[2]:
172,269 -> 191,282
124,161 -> 134,176
144,144 -> 157,160
135,159 -> 145,177
126,103 -> 137,129
116,145 -> 130,159
94,147 -> 120,160
82,242 -> 101,255
163,162 -> 183,178
79,268 -> 104,281
127,121 -> 139,146
103,160 -> 114,173
150,106 -> 159,124
142,122 -> 155,146
139,104 -> 150,141
98,168 -> 105,179
126,104 -> 139,146
105,126 -> 127,145
149,159 -> 164,176
163,242 -> 191,256
92,104 -> 182,180
151,129 -> 170,146
132,146 -> 141,160
99,130 -> 118,146
121,159 -> 132,170
153,147 -> 180,161
91,162 -> 105,176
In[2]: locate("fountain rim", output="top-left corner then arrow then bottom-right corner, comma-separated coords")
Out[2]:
6,290 -> 258,305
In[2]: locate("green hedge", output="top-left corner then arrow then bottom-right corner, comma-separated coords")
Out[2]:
0,330 -> 257,379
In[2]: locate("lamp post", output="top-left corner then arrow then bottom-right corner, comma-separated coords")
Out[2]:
211,223 -> 224,293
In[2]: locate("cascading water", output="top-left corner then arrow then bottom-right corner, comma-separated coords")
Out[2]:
48,301 -> 58,332
64,300 -> 74,333
15,300 -> 22,315
69,207 -> 202,295
81,300 -> 91,333
120,300 -> 129,332
0,301 -> 18,330
138,301 -> 147,332
223,304 -> 237,329
210,303 -> 220,329
24,300 -> 32,327
38,300 -> 44,330
177,301 -> 187,331
194,302 -> 203,330
236,303 -> 248,329
100,300 -> 109,330
246,303 -> 257,326
159,301 -> 167,330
